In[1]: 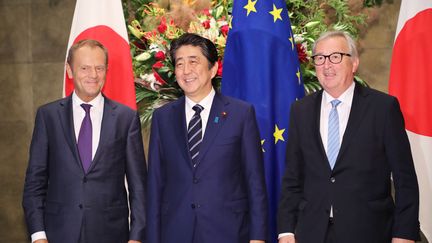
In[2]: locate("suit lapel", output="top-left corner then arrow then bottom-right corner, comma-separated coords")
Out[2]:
336,84 -> 369,167
171,97 -> 192,168
196,93 -> 228,169
88,97 -> 117,172
58,96 -> 83,173
313,91 -> 330,169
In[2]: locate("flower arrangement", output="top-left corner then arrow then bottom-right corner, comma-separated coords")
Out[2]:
127,0 -> 230,127
126,0 -> 377,128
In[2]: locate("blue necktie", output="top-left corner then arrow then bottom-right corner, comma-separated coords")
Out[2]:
327,99 -> 341,169
78,104 -> 92,173
188,104 -> 204,168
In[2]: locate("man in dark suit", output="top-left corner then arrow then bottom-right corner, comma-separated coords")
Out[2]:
146,33 -> 268,243
22,39 -> 147,243
277,31 -> 420,243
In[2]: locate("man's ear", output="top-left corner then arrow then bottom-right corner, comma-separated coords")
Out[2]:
66,63 -> 74,79
211,61 -> 219,79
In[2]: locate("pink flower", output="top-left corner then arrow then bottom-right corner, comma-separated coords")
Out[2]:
154,51 -> 165,61
202,9 -> 211,16
202,20 -> 211,29
220,25 -> 229,36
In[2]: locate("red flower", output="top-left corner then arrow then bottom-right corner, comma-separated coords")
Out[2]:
157,18 -> 167,33
153,61 -> 164,69
296,43 -> 309,63
154,51 -> 165,61
220,25 -> 229,36
202,20 -> 211,29
153,71 -> 167,85
217,59 -> 223,76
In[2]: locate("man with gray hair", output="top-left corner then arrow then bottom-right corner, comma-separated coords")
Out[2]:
277,31 -> 420,243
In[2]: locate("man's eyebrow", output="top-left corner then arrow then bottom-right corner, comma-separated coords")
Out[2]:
176,55 -> 199,62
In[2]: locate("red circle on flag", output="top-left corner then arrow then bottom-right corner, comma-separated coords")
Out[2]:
65,25 -> 136,109
389,9 -> 432,136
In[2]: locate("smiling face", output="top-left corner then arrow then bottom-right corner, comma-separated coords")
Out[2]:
174,45 -> 218,103
314,36 -> 359,98
66,45 -> 107,102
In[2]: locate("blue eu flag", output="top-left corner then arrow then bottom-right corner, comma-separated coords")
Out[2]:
221,0 -> 304,241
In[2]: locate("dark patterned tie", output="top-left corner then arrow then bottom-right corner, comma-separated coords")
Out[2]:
188,104 -> 204,168
78,103 -> 92,173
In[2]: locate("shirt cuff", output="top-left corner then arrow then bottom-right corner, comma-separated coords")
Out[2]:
31,231 -> 47,242
278,232 -> 295,239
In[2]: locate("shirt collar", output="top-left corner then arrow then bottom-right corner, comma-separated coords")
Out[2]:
323,81 -> 355,107
72,92 -> 104,109
185,88 -> 216,112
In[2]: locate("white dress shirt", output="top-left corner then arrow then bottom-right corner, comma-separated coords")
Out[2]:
278,82 -> 355,239
31,92 -> 104,243
185,88 -> 216,137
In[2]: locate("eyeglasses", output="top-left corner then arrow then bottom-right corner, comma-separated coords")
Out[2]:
311,52 -> 351,66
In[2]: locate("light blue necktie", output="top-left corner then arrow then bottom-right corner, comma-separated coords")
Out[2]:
327,99 -> 341,169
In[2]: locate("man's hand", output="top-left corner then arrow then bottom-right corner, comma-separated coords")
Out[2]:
128,240 -> 141,243
34,240 -> 48,243
392,238 -> 414,243
250,241 -> 265,243
279,234 -> 296,243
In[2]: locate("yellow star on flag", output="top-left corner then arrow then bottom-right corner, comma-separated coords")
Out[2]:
229,16 -> 233,29
273,125 -> 285,144
261,139 -> 266,152
269,4 -> 283,23
296,68 -> 301,84
244,0 -> 258,16
289,32 -> 294,50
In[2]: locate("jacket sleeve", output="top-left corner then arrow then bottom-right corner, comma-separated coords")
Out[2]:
22,108 -> 49,235
146,110 -> 163,243
384,97 -> 420,241
241,105 -> 269,240
126,112 -> 148,241
277,102 -> 303,234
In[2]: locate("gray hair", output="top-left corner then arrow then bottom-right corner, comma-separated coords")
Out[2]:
312,31 -> 358,59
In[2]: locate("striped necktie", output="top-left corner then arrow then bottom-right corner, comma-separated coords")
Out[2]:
188,104 -> 204,168
327,99 -> 341,169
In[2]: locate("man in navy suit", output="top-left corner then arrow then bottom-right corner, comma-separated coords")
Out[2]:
277,31 -> 419,243
146,33 -> 268,243
22,39 -> 147,243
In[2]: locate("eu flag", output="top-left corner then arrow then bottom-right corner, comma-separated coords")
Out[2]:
221,0 -> 304,241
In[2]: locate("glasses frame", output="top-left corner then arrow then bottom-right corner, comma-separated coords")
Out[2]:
311,52 -> 352,66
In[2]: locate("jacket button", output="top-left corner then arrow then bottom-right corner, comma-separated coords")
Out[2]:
330,177 -> 336,183
191,203 -> 196,209
79,204 -> 83,209
193,178 -> 199,184
83,177 -> 87,183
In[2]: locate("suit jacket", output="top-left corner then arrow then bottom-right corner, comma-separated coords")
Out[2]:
146,93 -> 268,243
277,83 -> 420,243
23,95 -> 147,243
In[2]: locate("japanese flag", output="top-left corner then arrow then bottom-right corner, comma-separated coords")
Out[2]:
64,0 -> 136,109
388,0 -> 432,241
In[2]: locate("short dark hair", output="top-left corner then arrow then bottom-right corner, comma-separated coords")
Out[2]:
67,39 -> 108,67
170,33 -> 218,69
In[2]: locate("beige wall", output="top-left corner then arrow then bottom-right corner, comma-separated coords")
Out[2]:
0,0 -> 74,241
1,0 -> 427,242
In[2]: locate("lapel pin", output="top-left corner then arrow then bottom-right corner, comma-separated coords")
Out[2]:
222,111 -> 227,118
